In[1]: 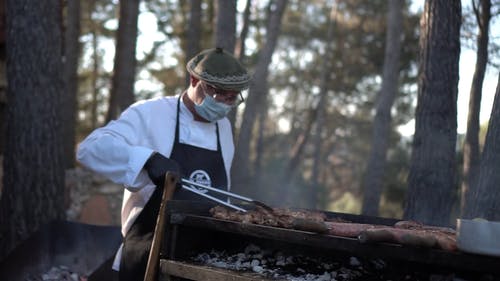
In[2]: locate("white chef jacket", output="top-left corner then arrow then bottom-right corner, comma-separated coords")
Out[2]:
76,95 -> 235,270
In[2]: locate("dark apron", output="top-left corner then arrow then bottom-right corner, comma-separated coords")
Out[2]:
119,97 -> 228,281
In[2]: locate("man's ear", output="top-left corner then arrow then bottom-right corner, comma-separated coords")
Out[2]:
190,76 -> 199,87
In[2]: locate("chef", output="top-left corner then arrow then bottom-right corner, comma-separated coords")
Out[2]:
76,47 -> 251,281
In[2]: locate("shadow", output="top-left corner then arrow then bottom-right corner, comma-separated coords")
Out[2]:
0,220 -> 122,281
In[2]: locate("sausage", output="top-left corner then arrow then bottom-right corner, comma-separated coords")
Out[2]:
359,227 -> 457,251
324,221 -> 385,238
394,220 -> 456,235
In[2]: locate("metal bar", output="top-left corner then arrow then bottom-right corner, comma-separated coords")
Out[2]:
181,185 -> 247,212
168,224 -> 178,260
181,178 -> 253,202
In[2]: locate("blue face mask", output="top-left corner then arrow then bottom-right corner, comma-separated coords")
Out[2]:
194,94 -> 232,122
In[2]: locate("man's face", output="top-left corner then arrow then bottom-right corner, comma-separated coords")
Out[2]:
198,81 -> 243,107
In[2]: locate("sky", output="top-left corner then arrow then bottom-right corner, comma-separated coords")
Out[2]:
397,48 -> 499,136
456,49 -> 497,134
398,1 -> 500,136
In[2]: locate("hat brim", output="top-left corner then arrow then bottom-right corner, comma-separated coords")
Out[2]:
186,48 -> 251,91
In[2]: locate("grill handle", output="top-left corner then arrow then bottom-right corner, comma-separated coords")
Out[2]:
181,185 -> 247,212
144,172 -> 178,281
181,178 -> 274,213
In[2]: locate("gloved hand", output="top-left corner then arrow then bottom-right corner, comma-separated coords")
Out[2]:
144,152 -> 181,186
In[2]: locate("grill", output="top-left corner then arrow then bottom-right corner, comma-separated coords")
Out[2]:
159,200 -> 500,281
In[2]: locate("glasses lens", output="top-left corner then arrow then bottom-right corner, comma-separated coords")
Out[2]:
203,82 -> 243,107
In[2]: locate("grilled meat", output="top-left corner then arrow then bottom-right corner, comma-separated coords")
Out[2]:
209,205 -> 457,251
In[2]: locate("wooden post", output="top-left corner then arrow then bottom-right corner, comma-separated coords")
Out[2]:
144,172 -> 178,281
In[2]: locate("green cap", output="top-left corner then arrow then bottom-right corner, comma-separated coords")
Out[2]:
187,47 -> 251,91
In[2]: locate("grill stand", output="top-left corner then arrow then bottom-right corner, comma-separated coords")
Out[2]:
158,201 -> 500,281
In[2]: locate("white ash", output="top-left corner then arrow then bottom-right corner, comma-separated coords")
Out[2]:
349,257 -> 361,267
24,265 -> 87,281
191,244 -> 366,281
191,244 -> 482,281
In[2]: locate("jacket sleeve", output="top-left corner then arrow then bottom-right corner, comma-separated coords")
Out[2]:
76,103 -> 155,191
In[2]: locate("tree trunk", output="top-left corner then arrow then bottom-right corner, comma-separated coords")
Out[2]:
461,0 -> 491,218
284,108 -> 316,184
0,0 -> 65,259
361,0 -> 403,216
215,0 -> 236,52
469,73 -> 500,221
215,0 -> 238,128
229,0 -> 252,130
232,0 -> 287,190
253,94 -> 268,180
186,0 -> 201,88
235,0 -> 252,60
404,0 -> 461,226
106,0 -> 140,122
91,15 -> 99,129
311,3 -> 338,209
62,0 -> 81,169
0,0 -> 5,155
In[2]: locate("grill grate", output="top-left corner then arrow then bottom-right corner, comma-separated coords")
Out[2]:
160,201 -> 500,281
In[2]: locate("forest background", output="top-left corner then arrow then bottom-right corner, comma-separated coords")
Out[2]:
0,0 -> 499,260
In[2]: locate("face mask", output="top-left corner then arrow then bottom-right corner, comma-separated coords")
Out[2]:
194,94 -> 232,122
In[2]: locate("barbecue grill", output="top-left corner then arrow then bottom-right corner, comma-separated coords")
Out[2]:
158,200 -> 500,281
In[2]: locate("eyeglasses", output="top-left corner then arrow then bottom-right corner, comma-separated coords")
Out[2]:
201,82 -> 245,107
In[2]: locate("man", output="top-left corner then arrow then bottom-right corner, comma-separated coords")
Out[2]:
77,47 -> 251,281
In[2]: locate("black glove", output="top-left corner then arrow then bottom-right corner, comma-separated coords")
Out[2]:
144,152 -> 181,186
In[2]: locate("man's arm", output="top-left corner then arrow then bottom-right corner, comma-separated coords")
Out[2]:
76,105 -> 155,191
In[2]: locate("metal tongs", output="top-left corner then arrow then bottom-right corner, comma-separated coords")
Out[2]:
181,178 -> 273,213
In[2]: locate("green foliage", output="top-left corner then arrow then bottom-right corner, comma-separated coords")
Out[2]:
262,0 -> 420,211
328,192 -> 361,214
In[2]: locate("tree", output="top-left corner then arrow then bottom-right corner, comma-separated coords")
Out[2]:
0,0 -> 5,155
215,0 -> 239,128
461,0 -> 491,218
404,0 -> 461,226
263,1 -> 418,209
232,0 -> 288,191
185,0 -> 202,87
469,73 -> 500,220
0,0 -> 65,260
215,0 -> 236,52
106,0 -> 140,122
310,2 -> 337,209
235,0 -> 252,61
89,0 -> 100,130
62,0 -> 81,168
361,0 -> 403,216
